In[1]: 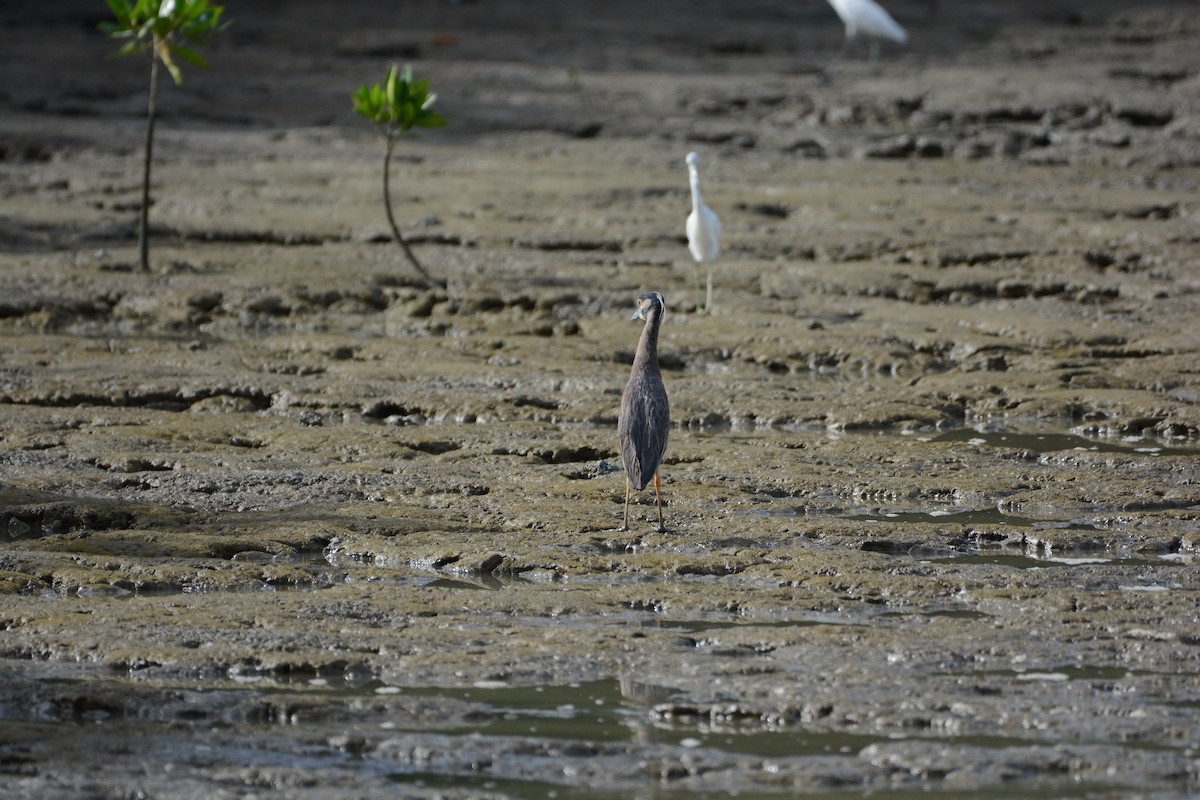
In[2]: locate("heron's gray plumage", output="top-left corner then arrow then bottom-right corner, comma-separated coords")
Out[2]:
618,291 -> 670,530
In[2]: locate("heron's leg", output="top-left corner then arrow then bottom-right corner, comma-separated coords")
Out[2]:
653,472 -> 665,532
705,267 -> 713,313
621,477 -> 631,531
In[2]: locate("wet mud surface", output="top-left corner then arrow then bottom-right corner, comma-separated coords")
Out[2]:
2,0 -> 1199,797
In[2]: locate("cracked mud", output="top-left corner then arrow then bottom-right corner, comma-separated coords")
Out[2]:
2,0 -> 1199,797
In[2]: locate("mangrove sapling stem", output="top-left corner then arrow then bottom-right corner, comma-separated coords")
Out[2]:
351,64 -> 445,287
382,135 -> 435,286
139,52 -> 160,273
101,0 -> 227,273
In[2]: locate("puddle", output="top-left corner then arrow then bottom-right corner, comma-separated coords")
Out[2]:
389,772 -> 623,800
952,665 -> 1133,681
926,553 -> 1178,569
878,609 -> 992,621
749,502 -> 1105,532
844,507 -> 1097,530
387,772 -> 1087,800
377,680 -> 637,742
652,617 -> 857,633
923,428 -> 1200,457
363,679 -> 900,757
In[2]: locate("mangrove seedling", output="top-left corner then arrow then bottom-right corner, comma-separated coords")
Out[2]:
352,64 -> 447,286
100,0 -> 228,272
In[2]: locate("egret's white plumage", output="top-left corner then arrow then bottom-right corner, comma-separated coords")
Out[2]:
826,0 -> 907,66
684,152 -> 721,312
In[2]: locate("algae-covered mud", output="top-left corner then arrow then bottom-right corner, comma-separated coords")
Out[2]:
2,0 -> 1199,796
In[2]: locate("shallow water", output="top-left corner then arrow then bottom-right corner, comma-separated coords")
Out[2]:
926,428 -> 1200,457
8,658 -> 1196,798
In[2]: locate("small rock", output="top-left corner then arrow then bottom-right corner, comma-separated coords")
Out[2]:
7,517 -> 32,539
861,135 -> 915,159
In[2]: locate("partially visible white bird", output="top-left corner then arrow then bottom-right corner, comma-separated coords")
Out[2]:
684,152 -> 721,313
825,0 -> 907,66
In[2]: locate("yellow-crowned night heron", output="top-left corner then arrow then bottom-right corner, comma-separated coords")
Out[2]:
618,291 -> 670,532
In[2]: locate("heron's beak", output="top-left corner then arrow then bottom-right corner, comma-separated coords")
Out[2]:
631,300 -> 647,321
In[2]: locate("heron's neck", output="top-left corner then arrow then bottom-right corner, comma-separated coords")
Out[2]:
688,169 -> 704,210
635,313 -> 662,371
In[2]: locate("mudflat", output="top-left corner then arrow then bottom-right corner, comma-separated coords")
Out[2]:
2,1 -> 1198,796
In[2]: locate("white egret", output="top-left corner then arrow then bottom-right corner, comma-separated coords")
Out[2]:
684,151 -> 721,313
825,0 -> 907,66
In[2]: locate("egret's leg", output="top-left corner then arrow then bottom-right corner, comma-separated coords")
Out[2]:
867,40 -> 880,70
693,264 -> 704,312
705,268 -> 713,313
653,472 -> 665,532
621,477 -> 631,531
825,33 -> 852,77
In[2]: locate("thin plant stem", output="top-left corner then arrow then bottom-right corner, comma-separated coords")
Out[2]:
382,134 -> 435,286
139,49 -> 160,272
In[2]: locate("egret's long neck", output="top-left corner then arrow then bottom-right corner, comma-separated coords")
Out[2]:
688,169 -> 704,210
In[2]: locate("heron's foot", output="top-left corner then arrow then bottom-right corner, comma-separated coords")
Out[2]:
654,524 -> 667,534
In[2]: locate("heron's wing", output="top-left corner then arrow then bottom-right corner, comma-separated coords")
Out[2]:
618,377 -> 670,491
